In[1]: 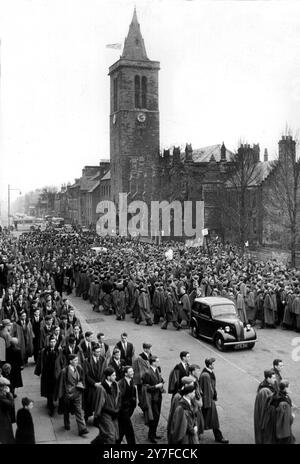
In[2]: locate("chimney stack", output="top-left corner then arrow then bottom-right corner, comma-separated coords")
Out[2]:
279,135 -> 296,162
264,148 -> 268,162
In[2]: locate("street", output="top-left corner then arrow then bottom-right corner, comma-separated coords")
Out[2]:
13,292 -> 300,445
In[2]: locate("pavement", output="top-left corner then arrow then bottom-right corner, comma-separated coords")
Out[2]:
11,292 -> 300,445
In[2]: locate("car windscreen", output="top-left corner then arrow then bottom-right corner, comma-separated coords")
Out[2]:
211,304 -> 237,318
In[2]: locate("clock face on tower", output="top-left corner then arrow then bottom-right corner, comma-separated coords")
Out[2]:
137,112 -> 146,123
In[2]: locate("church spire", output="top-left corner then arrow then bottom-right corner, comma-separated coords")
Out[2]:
122,8 -> 149,61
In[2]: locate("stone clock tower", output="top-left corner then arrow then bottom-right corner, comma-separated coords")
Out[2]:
109,8 -> 160,205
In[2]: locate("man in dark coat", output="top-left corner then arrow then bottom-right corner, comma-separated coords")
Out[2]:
199,358 -> 229,443
168,351 -> 191,396
83,342 -> 109,421
78,331 -> 93,364
272,359 -> 283,393
11,311 -> 34,364
142,355 -> 165,443
96,332 -> 111,359
34,336 -> 60,416
109,348 -> 125,381
114,332 -> 135,366
168,384 -> 199,444
15,397 -> 35,444
93,367 -> 120,444
66,308 -> 82,332
161,287 -> 181,330
268,380 -> 295,444
31,307 -> 42,363
55,335 -> 80,373
39,315 -> 54,349
132,343 -> 152,409
254,369 -> 276,444
0,381 -> 15,444
5,338 -> 23,396
55,353 -> 88,436
117,365 -> 137,444
66,324 -> 83,348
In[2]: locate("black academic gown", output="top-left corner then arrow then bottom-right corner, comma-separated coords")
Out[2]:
15,408 -> 36,444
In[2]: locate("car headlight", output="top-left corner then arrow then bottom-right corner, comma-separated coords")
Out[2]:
224,326 -> 230,333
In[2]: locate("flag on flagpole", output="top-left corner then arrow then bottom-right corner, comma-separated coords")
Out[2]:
106,43 -> 122,50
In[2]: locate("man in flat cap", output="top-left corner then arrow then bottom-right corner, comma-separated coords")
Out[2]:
199,358 -> 229,443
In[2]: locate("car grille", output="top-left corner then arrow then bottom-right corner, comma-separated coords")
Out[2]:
234,320 -> 245,341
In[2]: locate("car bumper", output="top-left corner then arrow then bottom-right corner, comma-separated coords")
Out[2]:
224,339 -> 257,346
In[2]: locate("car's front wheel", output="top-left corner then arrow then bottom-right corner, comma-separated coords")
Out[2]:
214,334 -> 225,351
247,342 -> 255,350
190,324 -> 198,338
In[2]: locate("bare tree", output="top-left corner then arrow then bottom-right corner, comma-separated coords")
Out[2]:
220,143 -> 262,252
264,133 -> 300,267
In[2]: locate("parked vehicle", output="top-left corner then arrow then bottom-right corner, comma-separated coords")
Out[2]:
190,297 -> 257,351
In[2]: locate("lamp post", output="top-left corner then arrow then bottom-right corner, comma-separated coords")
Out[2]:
7,184 -> 22,232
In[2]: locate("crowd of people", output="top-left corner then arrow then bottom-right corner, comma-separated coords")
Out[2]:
0,225 -> 299,444
254,360 -> 295,444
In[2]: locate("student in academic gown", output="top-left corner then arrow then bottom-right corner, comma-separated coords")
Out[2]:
15,397 -> 36,444
253,369 -> 276,444
83,342 -> 110,421
199,358 -> 229,443
93,367 -> 120,444
168,384 -> 199,444
117,366 -> 137,444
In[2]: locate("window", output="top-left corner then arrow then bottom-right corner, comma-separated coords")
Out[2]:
192,301 -> 211,318
113,77 -> 118,112
199,303 -> 211,318
211,304 -> 236,318
142,76 -> 147,108
135,75 -> 140,108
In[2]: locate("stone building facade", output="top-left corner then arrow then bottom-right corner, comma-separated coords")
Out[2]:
109,9 -> 274,242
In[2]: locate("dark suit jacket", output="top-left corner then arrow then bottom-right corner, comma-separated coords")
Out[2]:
115,341 -> 134,366
78,339 -> 92,360
118,377 -> 136,416
142,367 -> 164,403
109,358 -> 125,382
175,362 -> 190,382
55,364 -> 85,400
139,352 -> 150,361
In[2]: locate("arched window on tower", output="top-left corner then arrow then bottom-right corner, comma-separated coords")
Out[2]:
135,75 -> 140,108
142,76 -> 147,108
113,77 -> 118,112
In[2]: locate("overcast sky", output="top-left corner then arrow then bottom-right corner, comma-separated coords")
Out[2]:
0,0 -> 300,204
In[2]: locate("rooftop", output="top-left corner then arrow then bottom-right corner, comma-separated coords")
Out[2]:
101,170 -> 111,181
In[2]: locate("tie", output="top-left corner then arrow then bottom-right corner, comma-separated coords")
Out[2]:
124,343 -> 127,354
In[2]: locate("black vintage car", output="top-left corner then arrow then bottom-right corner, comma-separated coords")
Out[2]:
190,297 -> 257,351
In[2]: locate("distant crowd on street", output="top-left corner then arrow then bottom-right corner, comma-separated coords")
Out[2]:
0,225 -> 298,444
